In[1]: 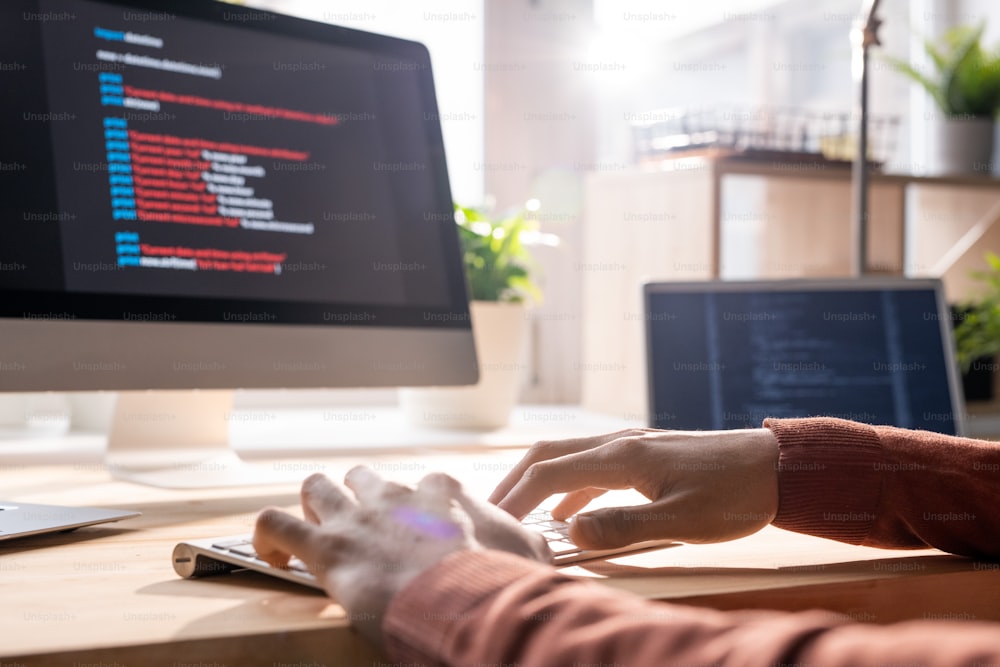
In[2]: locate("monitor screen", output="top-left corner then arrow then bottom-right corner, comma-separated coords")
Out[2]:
645,279 -> 965,435
0,0 -> 477,392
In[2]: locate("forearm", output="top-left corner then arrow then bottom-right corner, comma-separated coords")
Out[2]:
766,417 -> 1000,557
385,550 -> 1000,667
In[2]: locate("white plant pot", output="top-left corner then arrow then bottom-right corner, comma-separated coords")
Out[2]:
929,116 -> 996,175
0,394 -> 27,426
399,301 -> 527,430
69,392 -> 119,432
24,393 -> 71,432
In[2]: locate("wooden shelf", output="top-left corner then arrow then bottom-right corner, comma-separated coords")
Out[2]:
581,155 -> 1000,417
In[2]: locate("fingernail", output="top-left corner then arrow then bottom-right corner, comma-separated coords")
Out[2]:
576,515 -> 603,546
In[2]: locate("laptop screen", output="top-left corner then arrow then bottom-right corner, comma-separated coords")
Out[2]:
644,279 -> 965,435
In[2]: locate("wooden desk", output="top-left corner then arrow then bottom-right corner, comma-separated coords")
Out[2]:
3,449 -> 999,666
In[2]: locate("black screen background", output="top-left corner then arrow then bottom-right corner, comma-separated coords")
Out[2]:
647,287 -> 958,435
0,0 -> 468,326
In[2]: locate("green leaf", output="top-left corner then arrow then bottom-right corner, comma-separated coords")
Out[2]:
942,24 -> 987,115
924,36 -> 948,72
453,203 -> 545,304
883,55 -> 949,113
884,21 -> 1000,117
953,252 -> 1000,371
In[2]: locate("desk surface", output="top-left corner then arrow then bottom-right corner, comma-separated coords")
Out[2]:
3,445 -> 999,666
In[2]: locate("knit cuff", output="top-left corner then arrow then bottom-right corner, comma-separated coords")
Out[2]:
383,549 -> 554,666
764,417 -> 884,545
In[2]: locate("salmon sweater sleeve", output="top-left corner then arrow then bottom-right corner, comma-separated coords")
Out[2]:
382,417 -> 1000,667
767,417 -> 1000,557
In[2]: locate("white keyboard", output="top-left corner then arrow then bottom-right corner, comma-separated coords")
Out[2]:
172,534 -> 322,589
521,509 -> 676,565
172,510 -> 676,588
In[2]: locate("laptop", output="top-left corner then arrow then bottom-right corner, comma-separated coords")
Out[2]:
644,278 -> 966,435
0,502 -> 139,541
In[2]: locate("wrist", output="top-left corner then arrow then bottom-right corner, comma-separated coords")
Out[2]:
743,427 -> 780,523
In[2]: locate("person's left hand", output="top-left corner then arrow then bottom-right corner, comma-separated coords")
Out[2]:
252,467 -> 551,646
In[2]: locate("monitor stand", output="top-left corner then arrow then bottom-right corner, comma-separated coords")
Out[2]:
105,390 -> 304,489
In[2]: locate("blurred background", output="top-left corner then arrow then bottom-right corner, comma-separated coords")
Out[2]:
241,0 -> 998,410
15,0 -> 1000,427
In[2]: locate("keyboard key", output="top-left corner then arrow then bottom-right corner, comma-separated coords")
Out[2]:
287,557 -> 309,573
534,520 -> 568,531
547,541 -> 581,555
212,537 -> 250,549
229,545 -> 257,558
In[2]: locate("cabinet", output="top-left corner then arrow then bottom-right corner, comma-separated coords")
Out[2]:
581,155 -> 1000,418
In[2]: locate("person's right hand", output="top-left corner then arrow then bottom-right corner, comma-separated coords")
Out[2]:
489,428 -> 780,550
253,468 -> 550,647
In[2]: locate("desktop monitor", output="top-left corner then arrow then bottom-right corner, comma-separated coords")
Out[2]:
644,278 -> 966,436
0,0 -> 478,485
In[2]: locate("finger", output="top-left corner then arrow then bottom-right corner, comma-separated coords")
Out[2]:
413,472 -> 467,515
344,465 -> 413,505
253,507 -> 323,568
451,485 -> 551,563
416,471 -> 463,498
551,487 -> 608,520
497,445 -> 635,520
301,472 -> 357,524
569,499 -> 681,550
488,429 -> 645,506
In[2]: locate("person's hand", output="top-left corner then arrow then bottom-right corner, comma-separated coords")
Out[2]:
489,428 -> 780,549
252,467 -> 550,646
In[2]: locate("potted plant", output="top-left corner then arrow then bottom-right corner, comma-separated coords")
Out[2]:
399,204 -> 542,429
953,252 -> 1000,400
886,23 -> 1000,174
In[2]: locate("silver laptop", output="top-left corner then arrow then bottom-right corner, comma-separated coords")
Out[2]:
0,502 -> 139,540
644,277 -> 966,436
